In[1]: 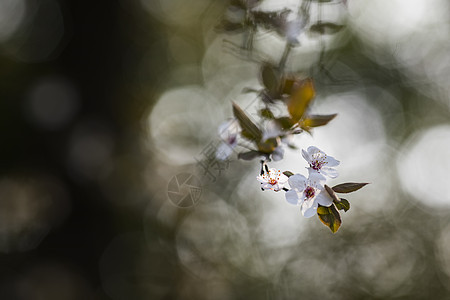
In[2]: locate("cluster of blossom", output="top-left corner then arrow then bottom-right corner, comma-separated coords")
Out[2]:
214,0 -> 366,232
257,146 -> 339,217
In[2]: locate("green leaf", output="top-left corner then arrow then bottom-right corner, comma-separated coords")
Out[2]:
301,114 -> 337,128
324,186 -> 350,212
229,0 -> 247,9
283,171 -> 294,177
310,22 -> 345,35
317,206 -> 329,215
317,204 -> 342,233
275,117 -> 294,130
259,108 -> 275,119
281,77 -> 296,95
257,137 -> 278,154
335,198 -> 350,212
332,182 -> 369,193
241,130 -> 256,141
232,102 -> 262,142
261,64 -> 281,96
287,78 -> 315,123
238,150 -> 261,161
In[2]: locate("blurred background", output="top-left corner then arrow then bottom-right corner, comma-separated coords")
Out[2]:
0,0 -> 450,299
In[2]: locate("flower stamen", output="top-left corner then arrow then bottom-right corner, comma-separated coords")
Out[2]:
304,186 -> 315,199
310,154 -> 327,171
257,168 -> 287,191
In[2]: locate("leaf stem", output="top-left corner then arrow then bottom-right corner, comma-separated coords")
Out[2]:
278,43 -> 292,72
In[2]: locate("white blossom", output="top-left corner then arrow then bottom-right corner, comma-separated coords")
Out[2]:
257,168 -> 288,191
216,119 -> 240,161
302,146 -> 340,180
285,172 -> 332,217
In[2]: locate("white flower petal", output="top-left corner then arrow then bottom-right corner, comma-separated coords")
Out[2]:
281,134 -> 295,147
278,174 -> 289,184
256,176 -> 268,184
272,146 -> 284,161
216,142 -> 234,161
321,167 -> 339,179
267,168 -> 278,173
256,176 -> 267,183
261,183 -> 274,190
307,146 -> 321,156
307,169 -> 326,184
285,17 -> 305,45
324,156 -> 340,167
218,119 -> 239,147
301,197 -> 316,211
285,190 -> 299,205
301,199 -> 318,218
218,119 -> 239,137
316,191 -> 333,207
274,183 -> 286,191
288,174 -> 307,190
303,206 -> 318,218
301,149 -> 311,163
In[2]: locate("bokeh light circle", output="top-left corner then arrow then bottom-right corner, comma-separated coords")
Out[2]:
147,86 -> 223,166
25,76 -> 79,130
397,124 -> 450,209
0,0 -> 26,42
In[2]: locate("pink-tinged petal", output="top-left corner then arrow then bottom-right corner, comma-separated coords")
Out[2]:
285,190 -> 299,205
316,191 -> 333,207
288,174 -> 307,190
301,149 -> 311,163
321,167 -> 339,179
324,156 -> 340,167
301,199 -> 318,218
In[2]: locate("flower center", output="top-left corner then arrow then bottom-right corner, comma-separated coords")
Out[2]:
228,135 -> 236,145
268,178 -> 278,185
264,169 -> 282,186
304,186 -> 315,199
310,155 -> 326,171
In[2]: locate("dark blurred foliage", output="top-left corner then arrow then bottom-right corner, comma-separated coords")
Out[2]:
0,0 -> 450,299
0,0 -> 166,298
